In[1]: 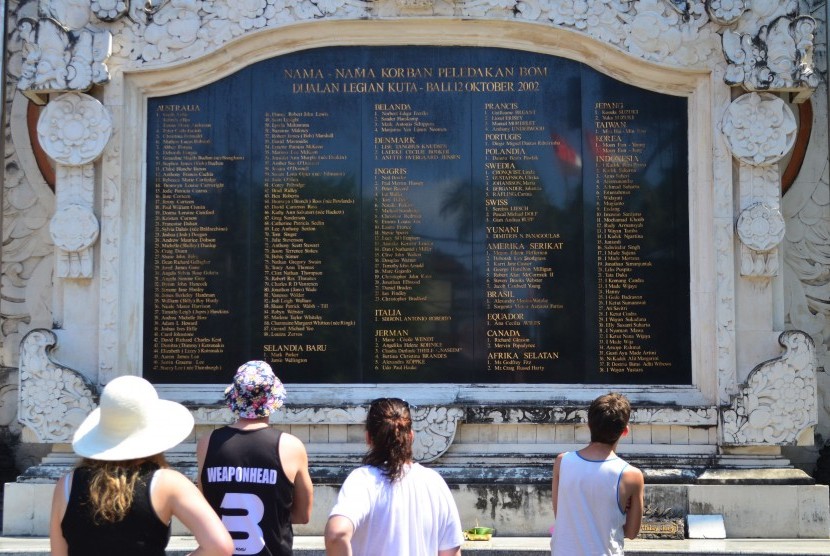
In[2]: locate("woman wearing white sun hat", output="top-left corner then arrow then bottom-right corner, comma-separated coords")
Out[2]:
49,375 -> 234,556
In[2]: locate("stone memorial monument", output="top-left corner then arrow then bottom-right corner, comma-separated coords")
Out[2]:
1,0 -> 829,539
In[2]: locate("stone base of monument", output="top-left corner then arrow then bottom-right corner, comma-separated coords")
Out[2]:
5,453 -> 830,538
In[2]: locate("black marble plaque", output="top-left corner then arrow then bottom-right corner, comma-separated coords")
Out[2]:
144,46 -> 690,385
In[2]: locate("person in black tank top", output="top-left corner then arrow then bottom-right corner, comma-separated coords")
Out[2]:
49,376 -> 234,556
61,460 -> 170,556
197,361 -> 313,556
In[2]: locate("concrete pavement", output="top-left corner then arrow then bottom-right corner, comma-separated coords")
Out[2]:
2,536 -> 830,555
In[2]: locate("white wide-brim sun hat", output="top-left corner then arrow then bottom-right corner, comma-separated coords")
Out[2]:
72,375 -> 194,461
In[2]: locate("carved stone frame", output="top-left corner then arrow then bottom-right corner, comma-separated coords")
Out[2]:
113,20 -> 716,411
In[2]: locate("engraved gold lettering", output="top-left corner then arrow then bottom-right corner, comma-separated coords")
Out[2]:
283,68 -> 324,79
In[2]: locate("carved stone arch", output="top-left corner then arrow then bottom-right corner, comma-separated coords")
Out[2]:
9,93 -> 57,210
122,19 -> 711,97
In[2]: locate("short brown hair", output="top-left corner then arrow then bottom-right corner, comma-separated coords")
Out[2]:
588,393 -> 631,444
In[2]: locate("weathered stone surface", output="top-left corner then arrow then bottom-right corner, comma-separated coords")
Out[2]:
697,468 -> 815,485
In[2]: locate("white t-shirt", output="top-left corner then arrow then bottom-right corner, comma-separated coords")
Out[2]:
329,463 -> 464,556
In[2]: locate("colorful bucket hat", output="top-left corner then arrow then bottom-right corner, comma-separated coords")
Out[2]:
224,360 -> 287,418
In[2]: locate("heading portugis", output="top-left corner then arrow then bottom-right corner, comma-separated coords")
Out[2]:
283,65 -> 548,94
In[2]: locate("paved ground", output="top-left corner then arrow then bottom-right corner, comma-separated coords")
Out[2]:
2,536 -> 830,555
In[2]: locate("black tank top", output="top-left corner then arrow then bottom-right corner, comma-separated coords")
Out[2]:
61,463 -> 170,556
201,426 -> 295,556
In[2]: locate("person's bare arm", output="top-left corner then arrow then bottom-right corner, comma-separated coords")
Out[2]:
280,433 -> 313,524
551,453 -> 564,516
49,474 -> 69,556
155,469 -> 234,556
621,465 -> 645,539
324,515 -> 353,556
438,547 -> 461,556
195,432 -> 211,491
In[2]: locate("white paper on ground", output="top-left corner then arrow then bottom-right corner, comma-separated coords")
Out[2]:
687,514 -> 726,539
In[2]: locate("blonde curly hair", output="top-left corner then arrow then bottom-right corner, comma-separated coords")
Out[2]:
79,454 -> 167,523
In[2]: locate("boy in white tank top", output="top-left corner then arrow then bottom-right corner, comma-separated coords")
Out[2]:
550,393 -> 644,555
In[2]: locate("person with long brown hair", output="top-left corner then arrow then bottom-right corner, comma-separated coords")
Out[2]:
324,397 -> 463,556
49,375 -> 234,556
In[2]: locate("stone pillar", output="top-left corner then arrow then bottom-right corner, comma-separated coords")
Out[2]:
33,93 -> 112,373
0,0 -> 6,354
722,92 -> 796,376
36,93 -> 111,278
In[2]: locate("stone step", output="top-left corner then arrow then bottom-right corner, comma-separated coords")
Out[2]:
7,479 -> 830,539
2,537 -> 830,555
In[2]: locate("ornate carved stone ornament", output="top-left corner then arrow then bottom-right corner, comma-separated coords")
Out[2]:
393,0 -> 434,13
665,0 -> 747,26
722,14 -> 819,102
721,92 -> 797,166
16,17 -> 112,105
49,204 -> 100,277
721,330 -> 817,445
736,202 -> 785,252
192,405 -> 364,425
465,405 -> 717,425
736,175 -> 785,279
783,163 -> 830,375
36,93 -> 113,166
91,0 -> 130,21
466,406 -> 584,424
11,0 -> 731,72
18,329 -> 97,443
193,404 -> 464,462
411,406 -> 464,461
704,0 -> 746,26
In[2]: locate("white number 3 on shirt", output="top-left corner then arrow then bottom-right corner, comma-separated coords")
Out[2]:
220,492 -> 266,554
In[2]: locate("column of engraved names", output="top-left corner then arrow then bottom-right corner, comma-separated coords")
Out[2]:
372,103 -> 461,373
262,111 -> 355,365
594,102 -> 668,373
483,102 -> 561,373
150,106 -> 229,372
